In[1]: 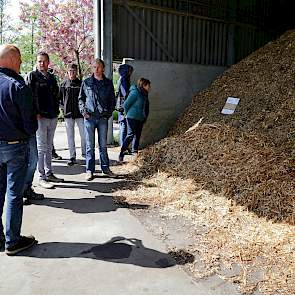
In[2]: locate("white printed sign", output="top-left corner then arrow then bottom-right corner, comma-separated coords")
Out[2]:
221,97 -> 240,115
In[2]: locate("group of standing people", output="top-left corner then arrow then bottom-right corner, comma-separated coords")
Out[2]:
0,43 -> 151,256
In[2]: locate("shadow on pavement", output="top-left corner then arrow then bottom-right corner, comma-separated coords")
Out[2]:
52,164 -> 86,175
18,237 -> 194,268
52,159 -> 123,176
55,180 -> 137,194
32,195 -> 149,214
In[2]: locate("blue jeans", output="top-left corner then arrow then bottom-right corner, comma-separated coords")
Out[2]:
0,141 -> 29,248
24,135 -> 38,190
121,118 -> 144,154
119,118 -> 127,147
119,118 -> 136,151
84,117 -> 110,173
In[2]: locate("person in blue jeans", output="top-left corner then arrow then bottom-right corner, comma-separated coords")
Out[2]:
79,58 -> 116,181
116,64 -> 134,149
119,78 -> 151,162
0,44 -> 38,255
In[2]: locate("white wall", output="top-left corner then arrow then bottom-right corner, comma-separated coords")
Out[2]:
125,60 -> 226,147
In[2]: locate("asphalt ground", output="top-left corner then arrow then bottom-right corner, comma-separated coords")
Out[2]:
0,124 -> 240,295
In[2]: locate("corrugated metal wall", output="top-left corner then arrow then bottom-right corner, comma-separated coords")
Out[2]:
113,0 -> 277,66
234,25 -> 273,62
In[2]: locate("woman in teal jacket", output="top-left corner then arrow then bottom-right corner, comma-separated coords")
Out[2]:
119,78 -> 151,161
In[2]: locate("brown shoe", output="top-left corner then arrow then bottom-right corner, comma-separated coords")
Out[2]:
46,174 -> 64,183
5,235 -> 37,256
102,169 -> 116,178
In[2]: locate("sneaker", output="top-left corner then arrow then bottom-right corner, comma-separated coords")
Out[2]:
23,198 -> 31,206
52,151 -> 62,160
102,169 -> 116,178
5,235 -> 37,256
118,153 -> 124,162
85,172 -> 93,181
67,158 -> 77,166
46,174 -> 64,183
39,179 -> 54,189
25,187 -> 44,200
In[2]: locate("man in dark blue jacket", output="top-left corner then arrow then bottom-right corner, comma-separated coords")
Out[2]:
0,44 -> 38,255
79,58 -> 116,180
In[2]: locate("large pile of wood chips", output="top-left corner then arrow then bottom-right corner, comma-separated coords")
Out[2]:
115,30 -> 295,294
137,29 -> 295,225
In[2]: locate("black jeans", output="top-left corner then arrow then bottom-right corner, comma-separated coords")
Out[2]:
121,118 -> 144,154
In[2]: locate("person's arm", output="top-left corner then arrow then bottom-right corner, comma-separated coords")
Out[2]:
25,72 -> 40,119
110,82 -> 116,113
78,81 -> 89,118
59,82 -> 66,118
52,75 -> 61,115
14,84 -> 38,136
59,81 -> 65,107
123,91 -> 137,114
115,78 -> 124,112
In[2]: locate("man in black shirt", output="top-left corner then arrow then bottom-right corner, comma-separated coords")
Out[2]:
26,52 -> 64,189
60,64 -> 85,166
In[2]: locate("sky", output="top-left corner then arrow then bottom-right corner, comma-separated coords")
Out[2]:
5,0 -> 29,22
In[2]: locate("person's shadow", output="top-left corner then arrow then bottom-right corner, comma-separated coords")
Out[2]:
17,237 -> 194,268
33,195 -> 149,214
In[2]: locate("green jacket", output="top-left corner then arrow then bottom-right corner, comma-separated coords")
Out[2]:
123,85 -> 149,122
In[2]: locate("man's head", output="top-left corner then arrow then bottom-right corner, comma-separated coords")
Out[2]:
92,58 -> 105,78
67,63 -> 78,80
36,51 -> 50,73
0,44 -> 22,74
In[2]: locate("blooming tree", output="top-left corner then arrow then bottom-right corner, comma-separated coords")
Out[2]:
20,0 -> 94,78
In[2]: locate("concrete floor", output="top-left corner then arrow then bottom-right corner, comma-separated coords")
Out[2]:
0,125 -> 240,295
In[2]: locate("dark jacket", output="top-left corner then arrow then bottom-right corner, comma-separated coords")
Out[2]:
26,69 -> 60,119
0,68 -> 38,141
59,78 -> 82,119
116,64 -> 133,122
79,75 -> 115,119
124,85 -> 149,122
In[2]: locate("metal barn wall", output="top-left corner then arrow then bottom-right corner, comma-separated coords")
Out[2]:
113,0 -> 277,66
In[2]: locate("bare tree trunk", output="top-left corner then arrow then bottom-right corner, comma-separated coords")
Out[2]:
31,22 -> 34,70
75,49 -> 83,80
